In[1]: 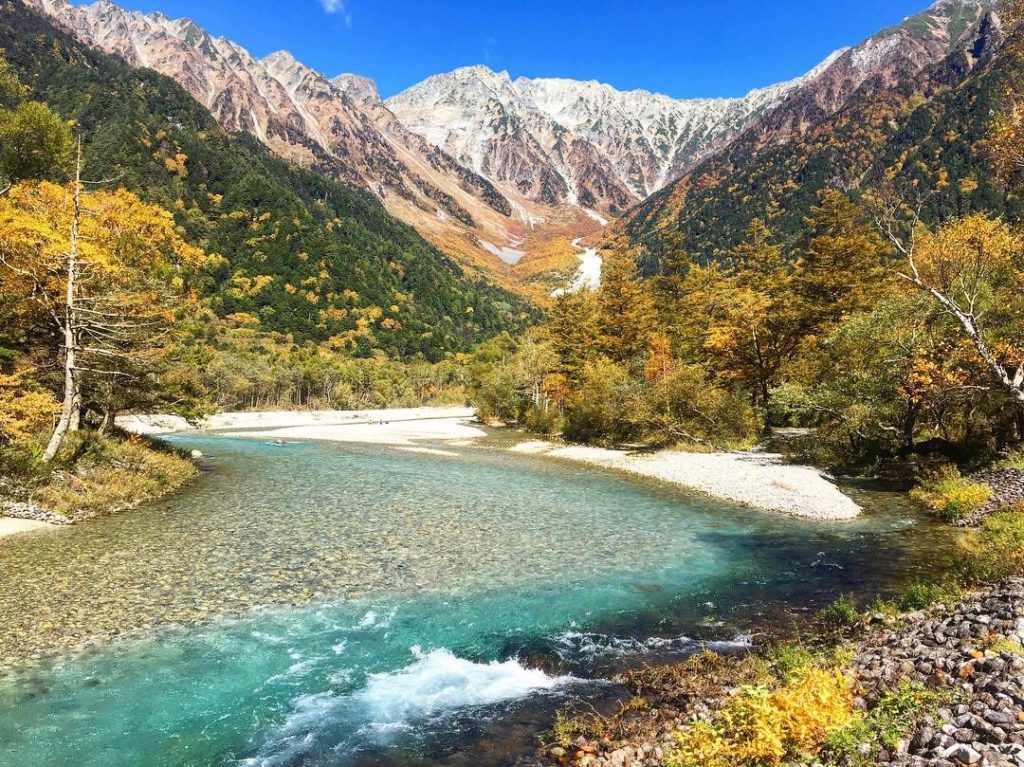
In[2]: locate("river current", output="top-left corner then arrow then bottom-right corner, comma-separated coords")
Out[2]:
0,435 -> 948,766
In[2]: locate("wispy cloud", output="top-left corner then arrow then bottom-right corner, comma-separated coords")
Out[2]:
482,36 -> 497,63
319,0 -> 353,27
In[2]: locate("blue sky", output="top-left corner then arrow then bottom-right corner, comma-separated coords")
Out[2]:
75,0 -> 935,99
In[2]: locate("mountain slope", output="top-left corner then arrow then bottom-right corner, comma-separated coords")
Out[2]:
18,0 -> 883,290
1,0 -> 535,359
615,0 -> 1010,268
20,0 -> 551,280
18,0 -> 1008,293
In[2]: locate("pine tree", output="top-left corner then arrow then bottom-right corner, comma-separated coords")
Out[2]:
795,189 -> 887,325
546,291 -> 599,381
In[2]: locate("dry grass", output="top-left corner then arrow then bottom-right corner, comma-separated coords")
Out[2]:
31,431 -> 197,519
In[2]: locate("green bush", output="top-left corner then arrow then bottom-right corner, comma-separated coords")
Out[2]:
995,448 -> 1024,470
819,594 -> 860,631
957,509 -> 1024,583
523,405 -> 561,435
895,580 -> 961,611
0,441 -> 49,487
824,682 -> 955,765
766,642 -> 817,683
910,466 -> 992,522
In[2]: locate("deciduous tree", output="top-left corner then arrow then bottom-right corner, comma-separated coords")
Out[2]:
0,176 -> 205,458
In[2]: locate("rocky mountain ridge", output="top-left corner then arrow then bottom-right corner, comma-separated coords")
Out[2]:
615,0 -> 1009,266
17,0 -> 1003,291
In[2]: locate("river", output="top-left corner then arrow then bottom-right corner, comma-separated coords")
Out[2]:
0,434 -> 949,766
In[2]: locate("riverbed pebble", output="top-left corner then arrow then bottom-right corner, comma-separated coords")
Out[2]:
1,501 -> 72,526
960,469 -> 1024,527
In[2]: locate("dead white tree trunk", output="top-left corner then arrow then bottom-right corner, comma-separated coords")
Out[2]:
42,137 -> 83,463
876,199 -> 1024,410
901,270 -> 1024,408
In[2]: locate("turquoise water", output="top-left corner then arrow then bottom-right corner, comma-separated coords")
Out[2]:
0,436 -> 941,766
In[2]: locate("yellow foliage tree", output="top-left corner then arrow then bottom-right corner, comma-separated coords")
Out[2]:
881,213 -> 1024,410
0,368 -> 58,444
0,176 -> 206,455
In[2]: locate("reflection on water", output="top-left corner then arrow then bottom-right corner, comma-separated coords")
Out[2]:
0,435 -> 952,766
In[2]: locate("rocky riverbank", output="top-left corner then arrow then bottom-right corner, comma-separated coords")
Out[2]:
529,580 -> 1024,767
960,469 -> 1024,527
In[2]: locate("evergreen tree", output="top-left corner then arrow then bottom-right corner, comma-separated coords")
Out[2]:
547,291 -> 599,381
795,189 -> 887,325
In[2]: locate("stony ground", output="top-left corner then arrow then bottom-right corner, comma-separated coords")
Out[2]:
0,500 -> 71,525
961,470 -> 1024,527
856,580 -> 1024,766
526,580 -> 1024,767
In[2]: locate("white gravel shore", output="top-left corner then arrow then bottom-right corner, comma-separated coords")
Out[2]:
509,441 -> 861,520
118,407 -> 485,446
118,410 -> 860,519
0,518 -> 55,540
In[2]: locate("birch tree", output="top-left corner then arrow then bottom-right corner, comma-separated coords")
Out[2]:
875,198 -> 1024,409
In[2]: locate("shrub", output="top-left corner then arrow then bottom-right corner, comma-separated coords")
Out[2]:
956,509 -> 1024,583
549,707 -> 608,747
824,682 -> 955,765
995,448 -> 1024,470
668,666 -> 855,767
562,357 -> 640,446
819,594 -> 859,631
31,432 -> 197,519
986,636 -> 1024,655
523,404 -> 561,435
0,440 -> 50,487
766,642 -> 816,683
910,466 -> 992,522
895,580 -> 961,611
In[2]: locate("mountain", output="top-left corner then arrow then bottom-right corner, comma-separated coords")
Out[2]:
18,0 -> 1009,292
386,60 -> 841,215
1,0 -> 534,359
615,0 -> 1010,268
19,0 -> 545,281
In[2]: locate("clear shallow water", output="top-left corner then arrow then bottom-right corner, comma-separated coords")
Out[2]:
0,436 -> 947,766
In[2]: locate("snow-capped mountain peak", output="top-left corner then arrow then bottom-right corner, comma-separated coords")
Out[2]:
388,56 -> 840,202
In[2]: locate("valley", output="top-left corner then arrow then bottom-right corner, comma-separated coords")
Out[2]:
2,0 -> 1024,766
23,0 -> 994,292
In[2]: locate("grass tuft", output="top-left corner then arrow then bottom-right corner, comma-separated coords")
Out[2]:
14,431 -> 198,520
910,465 -> 992,522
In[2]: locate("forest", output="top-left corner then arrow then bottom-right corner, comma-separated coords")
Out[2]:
471,14 -> 1024,472
1,0 -> 1023,503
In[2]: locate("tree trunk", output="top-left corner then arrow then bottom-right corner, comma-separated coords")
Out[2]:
905,274 -> 1024,410
902,401 -> 920,451
43,138 -> 83,464
98,408 -> 116,436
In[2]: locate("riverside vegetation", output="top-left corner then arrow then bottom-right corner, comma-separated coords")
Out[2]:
0,0 -> 532,519
3,0 -> 1023,519
512,6 -> 1024,767
2,0 -> 1024,765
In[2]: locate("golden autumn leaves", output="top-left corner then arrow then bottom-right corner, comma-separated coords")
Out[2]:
0,181 -> 208,447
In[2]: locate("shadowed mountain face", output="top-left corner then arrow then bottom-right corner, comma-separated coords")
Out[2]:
19,0 -> 1004,286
